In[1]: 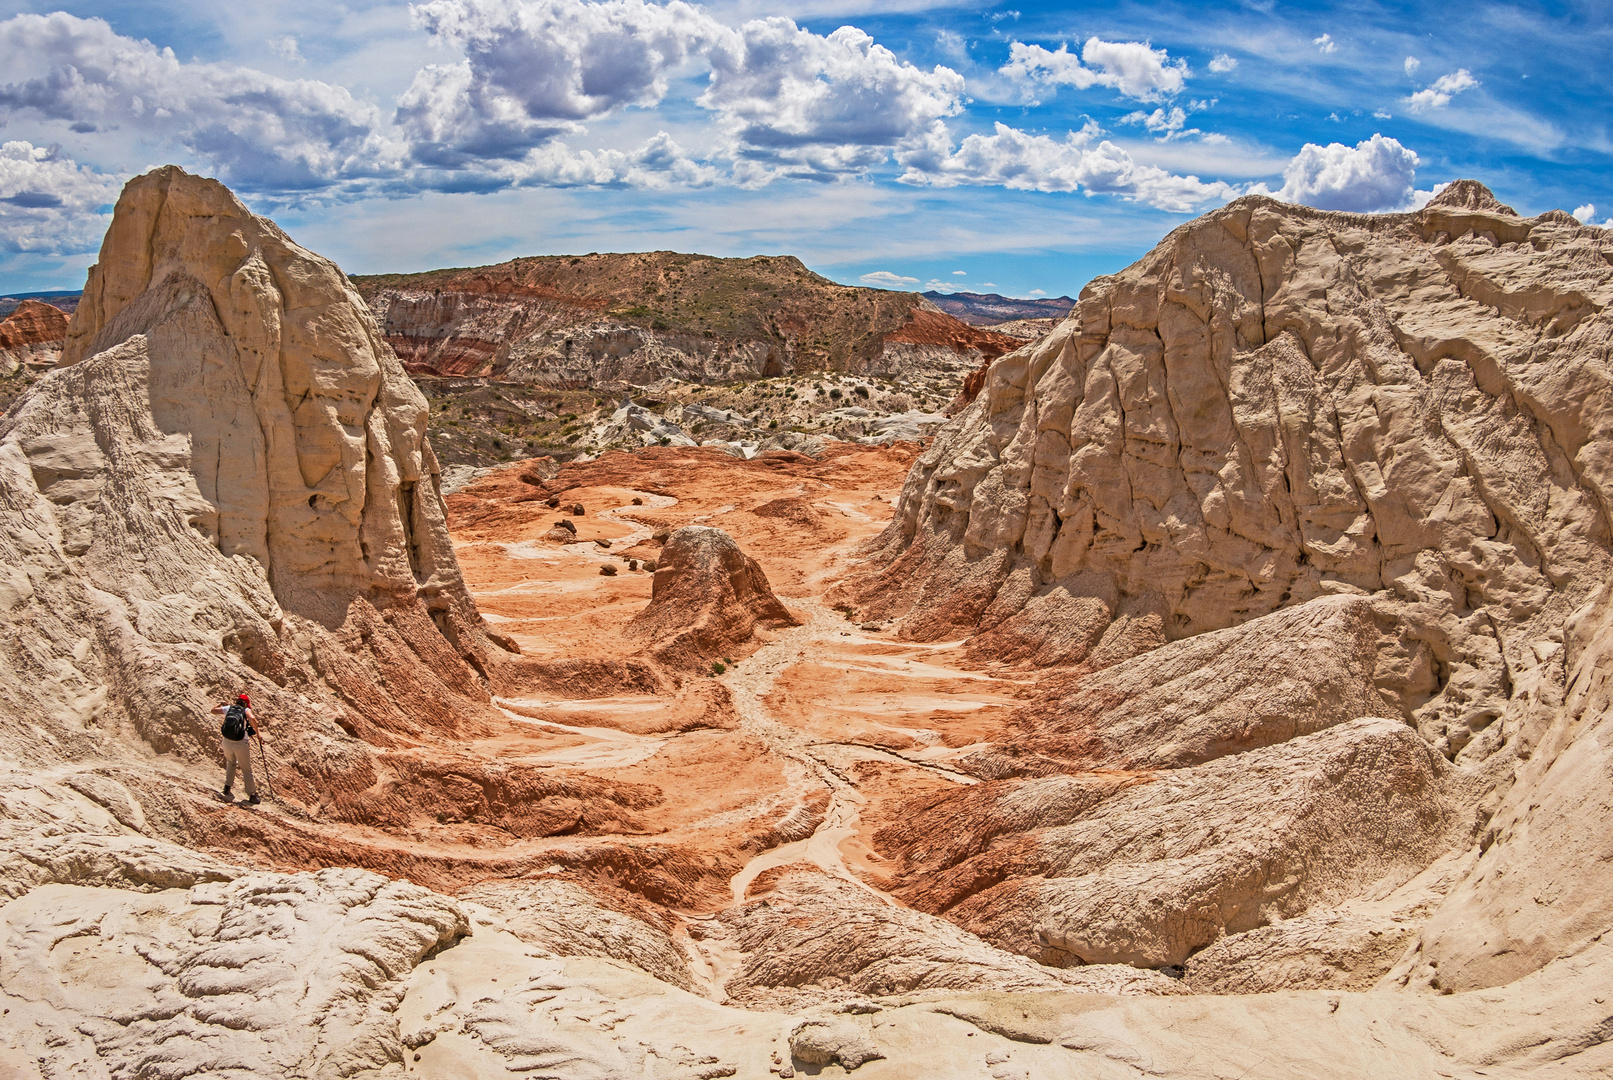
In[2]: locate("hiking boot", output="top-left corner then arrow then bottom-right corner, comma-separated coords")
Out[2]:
246,794 -> 261,806
219,787 -> 233,802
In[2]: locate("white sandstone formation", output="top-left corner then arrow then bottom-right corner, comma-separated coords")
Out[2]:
847,181 -> 1613,1011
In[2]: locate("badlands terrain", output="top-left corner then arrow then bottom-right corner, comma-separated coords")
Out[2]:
1,166 -> 1612,1079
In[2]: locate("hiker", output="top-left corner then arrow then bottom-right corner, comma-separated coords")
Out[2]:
212,693 -> 265,804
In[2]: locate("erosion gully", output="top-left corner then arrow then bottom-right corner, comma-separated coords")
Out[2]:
436,469 -> 1029,1000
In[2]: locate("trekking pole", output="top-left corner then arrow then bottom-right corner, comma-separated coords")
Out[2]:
256,735 -> 275,800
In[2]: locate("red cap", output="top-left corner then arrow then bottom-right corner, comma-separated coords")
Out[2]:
237,693 -> 250,705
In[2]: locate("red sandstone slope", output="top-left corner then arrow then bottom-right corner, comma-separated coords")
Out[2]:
0,298 -> 68,349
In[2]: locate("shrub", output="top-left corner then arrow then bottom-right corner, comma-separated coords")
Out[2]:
712,660 -> 727,675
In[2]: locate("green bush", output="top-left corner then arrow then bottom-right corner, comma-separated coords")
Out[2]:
712,660 -> 727,675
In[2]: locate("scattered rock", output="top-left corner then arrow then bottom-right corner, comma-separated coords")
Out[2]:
600,564 -> 618,576
789,1018 -> 884,1071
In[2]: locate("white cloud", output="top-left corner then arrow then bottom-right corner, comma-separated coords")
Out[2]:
701,21 -> 964,180
0,141 -> 121,253
1407,69 -> 1478,112
1208,54 -> 1237,74
1404,55 -> 1420,76
1259,133 -> 1420,212
979,282 -> 996,287
898,121 -> 1240,213
401,2 -> 965,182
859,270 -> 919,287
1313,34 -> 1336,54
1000,38 -> 1189,103
951,269 -> 966,275
1373,109 -> 1392,120
0,13 -> 397,190
268,35 -> 304,64
399,0 -> 723,166
1572,203 -> 1611,227
922,278 -> 953,290
1122,105 -> 1194,140
1028,288 -> 1046,296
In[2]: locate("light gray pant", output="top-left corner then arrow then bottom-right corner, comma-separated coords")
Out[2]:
223,737 -> 257,797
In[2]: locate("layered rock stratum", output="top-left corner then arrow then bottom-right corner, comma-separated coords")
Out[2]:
354,253 -> 1017,390
0,297 -> 67,374
4,170 -> 1612,1079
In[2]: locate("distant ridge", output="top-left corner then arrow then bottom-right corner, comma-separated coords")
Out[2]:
922,290 -> 1076,326
0,289 -> 80,319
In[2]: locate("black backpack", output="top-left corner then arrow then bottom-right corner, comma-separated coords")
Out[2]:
221,702 -> 250,741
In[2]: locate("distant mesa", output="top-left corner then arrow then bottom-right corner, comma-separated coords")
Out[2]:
921,289 -> 1077,326
352,253 -> 1019,389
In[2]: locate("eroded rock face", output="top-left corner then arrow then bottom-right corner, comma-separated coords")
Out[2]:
847,180 -> 1613,995
64,166 -> 474,630
0,165 -> 506,851
627,525 -> 800,667
885,716 -> 1463,968
0,869 -> 466,1079
848,182 -> 1613,766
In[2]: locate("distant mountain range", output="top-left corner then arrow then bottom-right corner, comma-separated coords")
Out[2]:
922,290 -> 1076,326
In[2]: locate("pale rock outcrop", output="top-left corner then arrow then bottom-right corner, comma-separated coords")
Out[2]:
460,878 -> 695,990
0,165 -> 505,863
627,525 -> 799,667
63,166 -> 476,630
1004,594 -> 1417,770
716,869 -> 1184,1010
849,181 -> 1613,767
847,180 -> 1613,995
0,869 -> 467,1080
891,717 -> 1464,968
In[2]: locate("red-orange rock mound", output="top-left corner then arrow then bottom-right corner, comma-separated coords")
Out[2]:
627,525 -> 799,667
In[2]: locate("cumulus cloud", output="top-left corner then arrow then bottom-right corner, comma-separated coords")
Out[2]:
1313,33 -> 1336,54
399,0 -> 722,165
0,140 -> 121,253
0,13 -> 396,190
1572,203 -> 1611,227
1404,55 -> 1420,76
1122,106 -> 1194,140
1001,38 -> 1189,103
859,270 -> 918,288
951,269 -> 966,275
1260,133 -> 1420,212
400,2 -> 963,182
1208,53 -> 1237,74
899,121 -> 1239,212
1407,68 -> 1478,112
701,20 -> 964,180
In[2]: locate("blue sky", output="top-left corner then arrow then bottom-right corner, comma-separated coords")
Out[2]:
0,0 -> 1608,299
